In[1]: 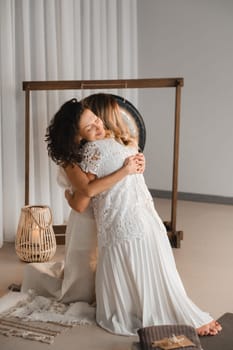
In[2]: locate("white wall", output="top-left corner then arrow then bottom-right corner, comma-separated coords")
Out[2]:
137,0 -> 233,197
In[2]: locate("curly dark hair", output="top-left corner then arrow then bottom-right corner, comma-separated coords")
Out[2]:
45,98 -> 85,166
45,93 -> 137,167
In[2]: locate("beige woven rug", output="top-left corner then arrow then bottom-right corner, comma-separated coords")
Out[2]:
0,290 -> 96,344
0,316 -> 72,344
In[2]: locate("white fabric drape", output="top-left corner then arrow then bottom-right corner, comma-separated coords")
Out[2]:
0,0 -> 138,245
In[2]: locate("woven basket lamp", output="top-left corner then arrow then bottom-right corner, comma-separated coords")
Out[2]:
15,205 -> 56,262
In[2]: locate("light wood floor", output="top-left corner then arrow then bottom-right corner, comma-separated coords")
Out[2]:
0,199 -> 233,350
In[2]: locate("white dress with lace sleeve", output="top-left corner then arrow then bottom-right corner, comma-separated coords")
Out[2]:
79,138 -> 213,335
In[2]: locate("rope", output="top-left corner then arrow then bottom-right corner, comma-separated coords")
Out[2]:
25,206 -> 53,229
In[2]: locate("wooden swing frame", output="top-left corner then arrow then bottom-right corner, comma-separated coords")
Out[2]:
22,78 -> 184,247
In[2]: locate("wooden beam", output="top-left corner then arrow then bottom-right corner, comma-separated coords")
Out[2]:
23,78 -> 183,91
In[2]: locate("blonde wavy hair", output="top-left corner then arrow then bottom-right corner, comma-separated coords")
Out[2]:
82,93 -> 138,147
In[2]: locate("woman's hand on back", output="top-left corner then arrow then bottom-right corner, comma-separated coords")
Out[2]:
123,153 -> 145,175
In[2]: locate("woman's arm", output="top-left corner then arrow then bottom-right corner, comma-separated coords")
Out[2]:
65,189 -> 91,213
64,153 -> 145,198
64,153 -> 145,213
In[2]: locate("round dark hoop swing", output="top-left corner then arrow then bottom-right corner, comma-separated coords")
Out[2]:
112,94 -> 146,152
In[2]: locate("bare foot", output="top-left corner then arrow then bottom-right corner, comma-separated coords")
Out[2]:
197,320 -> 222,336
197,324 -> 211,336
209,320 -> 222,334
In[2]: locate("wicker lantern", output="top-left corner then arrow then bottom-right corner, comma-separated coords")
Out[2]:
15,205 -> 56,262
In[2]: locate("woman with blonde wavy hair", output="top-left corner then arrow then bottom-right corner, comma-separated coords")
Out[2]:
47,96 -> 221,337
82,93 -> 139,147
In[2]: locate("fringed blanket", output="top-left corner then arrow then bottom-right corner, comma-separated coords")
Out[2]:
0,290 -> 96,344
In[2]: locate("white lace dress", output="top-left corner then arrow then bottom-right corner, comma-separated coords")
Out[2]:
80,137 -> 213,335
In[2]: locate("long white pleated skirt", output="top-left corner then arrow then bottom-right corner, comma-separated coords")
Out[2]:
95,224 -> 213,336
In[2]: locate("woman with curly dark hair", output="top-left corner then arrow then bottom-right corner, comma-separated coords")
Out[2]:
22,94 -> 144,305
45,95 -> 143,211
23,95 -> 143,304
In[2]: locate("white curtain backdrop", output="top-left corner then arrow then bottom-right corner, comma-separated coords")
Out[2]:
0,0 -> 138,245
